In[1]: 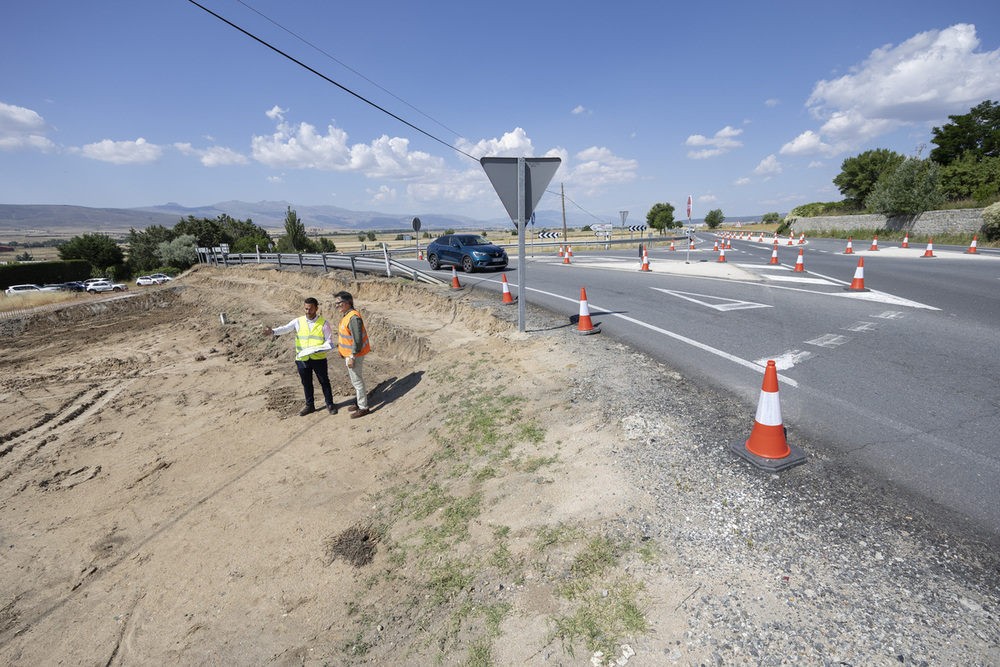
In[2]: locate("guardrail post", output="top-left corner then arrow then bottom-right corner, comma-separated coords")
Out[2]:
277,253 -> 282,268
350,256 -> 358,279
322,253 -> 328,272
223,254 -> 229,268
297,253 -> 303,268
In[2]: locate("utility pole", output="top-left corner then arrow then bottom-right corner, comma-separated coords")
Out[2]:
561,183 -> 567,243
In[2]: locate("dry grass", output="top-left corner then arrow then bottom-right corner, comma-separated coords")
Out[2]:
0,290 -> 81,315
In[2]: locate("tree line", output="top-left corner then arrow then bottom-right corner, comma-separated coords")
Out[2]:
55,206 -> 336,279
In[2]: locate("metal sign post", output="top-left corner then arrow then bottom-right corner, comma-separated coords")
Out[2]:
481,157 -> 561,332
620,210 -> 628,242
686,195 -> 693,264
412,217 -> 421,259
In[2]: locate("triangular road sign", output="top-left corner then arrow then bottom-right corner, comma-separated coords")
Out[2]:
481,157 -> 561,224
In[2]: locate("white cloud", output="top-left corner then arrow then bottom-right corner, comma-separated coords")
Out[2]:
457,127 -> 535,158
266,105 -> 287,121
565,146 -> 638,190
76,137 -> 162,164
0,102 -> 56,152
267,175 -> 284,183
788,23 -> 1000,156
734,177 -> 751,186
685,125 -> 743,159
251,114 -> 447,180
572,105 -> 591,115
368,185 -> 397,205
175,142 -> 249,167
808,160 -> 824,168
698,195 -> 718,204
753,154 -> 782,177
765,98 -> 781,107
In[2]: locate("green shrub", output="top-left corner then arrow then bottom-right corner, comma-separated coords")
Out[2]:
982,202 -> 1000,241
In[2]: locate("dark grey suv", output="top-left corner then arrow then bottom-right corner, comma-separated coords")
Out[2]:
426,234 -> 508,273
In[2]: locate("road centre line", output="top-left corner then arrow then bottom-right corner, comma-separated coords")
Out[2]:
511,282 -> 799,388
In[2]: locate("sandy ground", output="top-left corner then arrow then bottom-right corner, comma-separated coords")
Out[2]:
1,265 -> 997,667
0,266 -> 655,666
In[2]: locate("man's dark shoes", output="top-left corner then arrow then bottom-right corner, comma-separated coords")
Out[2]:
349,408 -> 370,419
348,404 -> 359,412
327,404 -> 338,415
299,405 -> 316,416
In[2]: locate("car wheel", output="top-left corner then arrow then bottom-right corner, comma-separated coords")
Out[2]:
87,289 -> 96,294
428,253 -> 440,270
113,287 -> 122,291
462,255 -> 475,273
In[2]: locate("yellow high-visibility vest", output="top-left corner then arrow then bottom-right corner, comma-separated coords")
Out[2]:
295,316 -> 328,360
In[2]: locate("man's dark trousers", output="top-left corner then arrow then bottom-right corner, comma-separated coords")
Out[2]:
296,358 -> 334,407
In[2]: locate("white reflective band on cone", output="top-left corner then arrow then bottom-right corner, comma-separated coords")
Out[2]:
754,390 -> 782,426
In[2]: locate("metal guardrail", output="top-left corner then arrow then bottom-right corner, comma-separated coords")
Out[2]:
204,250 -> 448,285
201,233 -> 689,281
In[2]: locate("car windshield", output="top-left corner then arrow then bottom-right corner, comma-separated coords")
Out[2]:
456,235 -> 490,247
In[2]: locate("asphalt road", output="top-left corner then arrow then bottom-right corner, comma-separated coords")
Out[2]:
402,233 -> 1000,540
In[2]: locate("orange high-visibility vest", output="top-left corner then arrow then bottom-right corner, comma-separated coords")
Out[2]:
338,309 -> 370,357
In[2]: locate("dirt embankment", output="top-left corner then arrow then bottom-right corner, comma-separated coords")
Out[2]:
1,265 -> 997,667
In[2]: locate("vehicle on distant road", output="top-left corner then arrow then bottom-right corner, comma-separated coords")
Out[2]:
59,281 -> 86,292
426,234 -> 508,273
135,276 -> 165,286
85,280 -> 127,294
149,273 -> 173,282
5,284 -> 42,296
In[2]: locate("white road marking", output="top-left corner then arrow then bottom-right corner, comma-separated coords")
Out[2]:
522,285 -> 799,387
650,288 -> 772,311
842,321 -> 877,332
755,350 -> 812,370
872,310 -> 905,319
805,334 -> 849,348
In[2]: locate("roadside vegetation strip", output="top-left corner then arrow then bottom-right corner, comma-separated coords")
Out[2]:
336,369 -> 653,665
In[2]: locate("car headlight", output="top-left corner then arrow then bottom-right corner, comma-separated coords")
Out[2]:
471,251 -> 486,258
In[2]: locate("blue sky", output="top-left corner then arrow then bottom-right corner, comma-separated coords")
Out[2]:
2,0 -> 999,224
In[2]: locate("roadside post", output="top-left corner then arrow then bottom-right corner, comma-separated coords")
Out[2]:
686,195 -> 693,264
481,157 -> 561,332
412,217 -> 421,260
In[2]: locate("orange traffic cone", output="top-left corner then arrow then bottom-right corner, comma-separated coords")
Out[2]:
787,236 -> 794,245
451,267 -> 462,290
793,248 -> 804,272
746,361 -> 789,459
730,360 -> 806,471
798,233 -> 805,245
769,243 -> 779,264
870,235 -> 879,251
725,237 -> 732,250
689,238 -> 695,250
901,233 -> 909,248
844,237 -> 854,254
846,257 -> 869,291
921,238 -> 935,258
418,246 -> 424,260
718,246 -> 727,262
558,244 -> 564,258
669,240 -> 676,251
713,239 -> 719,251
640,246 -> 651,271
500,273 -> 515,304
576,287 -> 599,335
563,252 -> 571,264
966,235 -> 979,254
568,244 -> 574,257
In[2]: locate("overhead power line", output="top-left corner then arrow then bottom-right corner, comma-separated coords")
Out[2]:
235,0 -> 470,147
186,0 -> 479,161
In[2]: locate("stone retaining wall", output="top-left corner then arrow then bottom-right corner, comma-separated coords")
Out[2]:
788,209 -> 983,235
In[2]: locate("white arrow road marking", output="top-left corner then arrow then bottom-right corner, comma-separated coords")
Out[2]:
805,334 -> 849,348
755,350 -> 813,370
842,321 -> 877,332
651,288 -> 772,311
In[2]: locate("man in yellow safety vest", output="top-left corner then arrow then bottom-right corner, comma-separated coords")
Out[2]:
333,290 -> 371,418
263,297 -> 336,416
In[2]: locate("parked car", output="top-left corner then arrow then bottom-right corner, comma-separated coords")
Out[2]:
85,280 -> 127,294
426,234 -> 508,273
4,284 -> 42,296
59,281 -> 86,292
135,276 -> 164,286
149,273 -> 173,282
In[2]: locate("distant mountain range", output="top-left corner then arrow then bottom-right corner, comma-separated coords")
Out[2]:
0,201 -> 773,236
